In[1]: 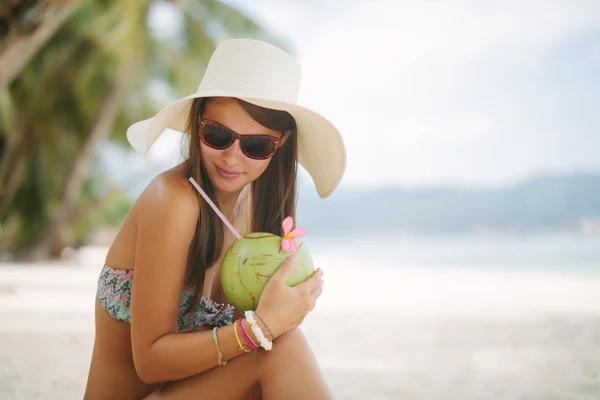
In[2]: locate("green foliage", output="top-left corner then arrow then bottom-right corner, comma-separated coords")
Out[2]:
1,0 -> 278,255
68,187 -> 133,245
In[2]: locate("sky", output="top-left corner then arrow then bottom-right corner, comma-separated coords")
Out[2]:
131,0 -> 600,192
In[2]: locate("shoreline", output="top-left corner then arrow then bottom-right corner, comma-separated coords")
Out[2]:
2,248 -> 600,399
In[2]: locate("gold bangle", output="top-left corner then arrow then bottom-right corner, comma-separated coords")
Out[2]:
212,327 -> 227,367
233,319 -> 252,353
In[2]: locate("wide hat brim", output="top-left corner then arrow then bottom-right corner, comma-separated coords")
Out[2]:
127,90 -> 346,199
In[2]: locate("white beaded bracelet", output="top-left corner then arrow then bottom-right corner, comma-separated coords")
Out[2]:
244,311 -> 272,351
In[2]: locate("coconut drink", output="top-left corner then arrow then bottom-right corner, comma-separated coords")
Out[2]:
189,177 -> 315,312
220,220 -> 314,312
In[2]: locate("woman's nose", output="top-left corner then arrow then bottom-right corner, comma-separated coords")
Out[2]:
222,138 -> 244,159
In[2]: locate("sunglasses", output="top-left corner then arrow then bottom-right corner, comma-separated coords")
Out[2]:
199,118 -> 287,160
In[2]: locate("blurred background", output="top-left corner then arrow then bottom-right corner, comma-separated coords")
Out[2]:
1,0 -> 600,399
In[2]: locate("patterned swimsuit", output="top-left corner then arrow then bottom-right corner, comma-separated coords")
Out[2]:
97,264 -> 234,332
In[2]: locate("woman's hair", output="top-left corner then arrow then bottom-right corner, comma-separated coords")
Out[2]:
182,97 -> 298,312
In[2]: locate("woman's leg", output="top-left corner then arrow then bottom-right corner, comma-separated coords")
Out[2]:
259,328 -> 331,399
145,328 -> 332,400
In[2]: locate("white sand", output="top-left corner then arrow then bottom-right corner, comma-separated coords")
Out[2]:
1,246 -> 600,399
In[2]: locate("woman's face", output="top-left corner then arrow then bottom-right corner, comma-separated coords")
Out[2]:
200,98 -> 283,196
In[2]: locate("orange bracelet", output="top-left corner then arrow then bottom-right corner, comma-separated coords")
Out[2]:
233,319 -> 252,353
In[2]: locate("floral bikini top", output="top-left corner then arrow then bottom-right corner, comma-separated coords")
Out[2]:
97,264 -> 235,332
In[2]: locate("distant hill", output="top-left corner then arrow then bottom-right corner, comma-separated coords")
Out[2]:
296,172 -> 600,236
117,162 -> 600,237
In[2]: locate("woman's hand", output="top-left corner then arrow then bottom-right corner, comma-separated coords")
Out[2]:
254,254 -> 324,339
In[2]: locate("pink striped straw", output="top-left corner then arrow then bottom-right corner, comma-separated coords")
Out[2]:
188,177 -> 242,240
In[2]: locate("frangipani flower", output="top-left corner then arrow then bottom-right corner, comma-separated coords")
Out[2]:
280,216 -> 306,254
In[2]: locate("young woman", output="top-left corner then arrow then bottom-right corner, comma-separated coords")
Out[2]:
83,39 -> 346,400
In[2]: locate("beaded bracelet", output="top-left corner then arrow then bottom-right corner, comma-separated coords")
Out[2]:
233,319 -> 252,353
239,319 -> 258,349
245,311 -> 272,351
212,327 -> 227,367
238,318 -> 259,353
239,318 -> 259,351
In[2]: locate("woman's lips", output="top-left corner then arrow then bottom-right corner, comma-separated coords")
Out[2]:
216,166 -> 241,179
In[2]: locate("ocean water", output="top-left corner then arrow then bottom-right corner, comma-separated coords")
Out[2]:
303,232 -> 600,274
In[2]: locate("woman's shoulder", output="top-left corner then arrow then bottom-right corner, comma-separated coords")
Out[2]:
135,166 -> 199,223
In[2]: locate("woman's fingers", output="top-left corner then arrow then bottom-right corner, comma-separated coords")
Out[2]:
298,269 -> 324,315
297,268 -> 323,293
257,262 -> 324,335
306,285 -> 323,313
310,283 -> 323,301
271,255 -> 299,285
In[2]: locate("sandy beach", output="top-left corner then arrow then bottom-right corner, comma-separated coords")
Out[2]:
1,246 -> 600,399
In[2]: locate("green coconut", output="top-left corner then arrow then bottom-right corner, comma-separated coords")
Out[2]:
220,232 -> 315,312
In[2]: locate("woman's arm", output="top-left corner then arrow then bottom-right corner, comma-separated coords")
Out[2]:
128,174 -> 324,384
136,321 -> 249,384
129,176 -> 247,384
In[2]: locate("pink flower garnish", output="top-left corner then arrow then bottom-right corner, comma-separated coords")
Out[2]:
280,216 -> 307,254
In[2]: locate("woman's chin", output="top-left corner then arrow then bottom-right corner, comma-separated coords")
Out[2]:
211,175 -> 246,195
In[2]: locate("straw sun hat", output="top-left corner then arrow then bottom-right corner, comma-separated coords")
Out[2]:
126,38 -> 346,199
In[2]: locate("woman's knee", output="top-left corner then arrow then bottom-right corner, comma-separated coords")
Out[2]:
261,328 -> 312,368
273,328 -> 308,350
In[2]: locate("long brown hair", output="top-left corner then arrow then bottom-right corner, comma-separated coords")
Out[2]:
182,97 -> 298,312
